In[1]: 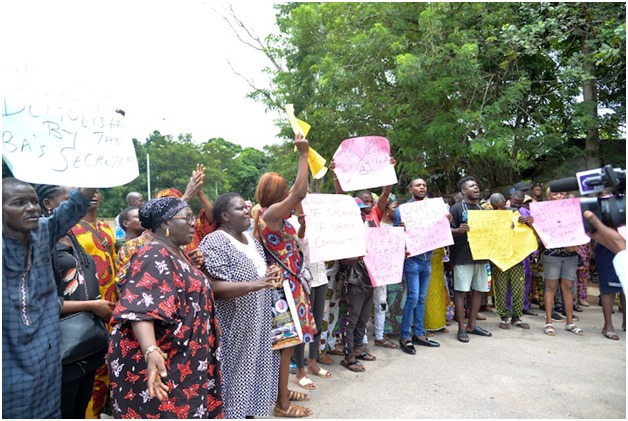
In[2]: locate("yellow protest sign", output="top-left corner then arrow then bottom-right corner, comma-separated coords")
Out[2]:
467,210 -> 538,271
284,104 -> 311,137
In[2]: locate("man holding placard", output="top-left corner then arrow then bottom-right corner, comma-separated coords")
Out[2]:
449,176 -> 493,343
393,177 -> 442,354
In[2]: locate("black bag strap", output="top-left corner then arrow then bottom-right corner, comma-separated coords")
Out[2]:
78,221 -> 113,255
261,240 -> 300,278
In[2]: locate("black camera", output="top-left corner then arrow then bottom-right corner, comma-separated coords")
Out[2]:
549,164 -> 625,232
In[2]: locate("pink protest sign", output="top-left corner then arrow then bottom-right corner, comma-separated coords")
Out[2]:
530,198 -> 590,248
619,226 -> 626,240
398,198 -> 454,257
332,136 -> 397,191
363,227 -> 406,287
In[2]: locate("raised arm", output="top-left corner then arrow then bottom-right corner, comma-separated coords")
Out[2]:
328,159 -> 345,195
263,134 -> 310,230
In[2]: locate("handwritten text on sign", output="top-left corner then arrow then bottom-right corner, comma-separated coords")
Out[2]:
467,210 -> 538,271
363,227 -> 405,287
530,199 -> 590,248
301,194 -> 367,263
332,136 -> 397,191
399,198 -> 454,257
2,91 -> 139,187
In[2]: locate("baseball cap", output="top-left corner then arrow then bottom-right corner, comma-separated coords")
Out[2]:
355,197 -> 370,209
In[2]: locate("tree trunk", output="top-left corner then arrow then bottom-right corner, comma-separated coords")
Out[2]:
580,12 -> 601,169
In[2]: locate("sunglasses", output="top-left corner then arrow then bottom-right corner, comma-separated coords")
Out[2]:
171,214 -> 197,225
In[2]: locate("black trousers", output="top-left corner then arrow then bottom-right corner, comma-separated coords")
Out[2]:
342,283 -> 374,355
60,368 -> 97,419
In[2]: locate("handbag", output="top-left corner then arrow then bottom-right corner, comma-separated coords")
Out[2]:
270,281 -> 304,350
54,234 -> 109,365
59,311 -> 109,364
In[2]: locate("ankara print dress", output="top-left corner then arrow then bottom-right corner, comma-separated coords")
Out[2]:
258,214 -> 316,343
108,243 -> 224,419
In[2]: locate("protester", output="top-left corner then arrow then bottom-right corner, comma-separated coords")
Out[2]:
199,192 -> 282,418
541,190 -> 583,336
2,178 -> 96,418
394,177 -> 442,353
114,191 -> 144,239
254,133 -> 315,418
449,176 -> 493,343
37,184 -> 114,418
289,202 -> 334,390
115,206 -> 143,248
108,197 -> 224,418
584,210 -> 627,295
69,188 -> 117,418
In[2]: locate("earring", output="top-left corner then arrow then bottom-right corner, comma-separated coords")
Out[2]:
165,228 -> 170,237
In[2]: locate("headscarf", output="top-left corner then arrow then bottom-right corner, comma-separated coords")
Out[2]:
155,188 -> 183,199
139,197 -> 188,232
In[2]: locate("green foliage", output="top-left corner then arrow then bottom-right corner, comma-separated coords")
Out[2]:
247,2 -> 625,194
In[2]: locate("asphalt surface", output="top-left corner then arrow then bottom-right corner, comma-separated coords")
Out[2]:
276,287 -> 626,419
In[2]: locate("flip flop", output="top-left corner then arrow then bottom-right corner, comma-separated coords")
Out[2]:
316,354 -> 335,365
308,367 -> 333,378
467,326 -> 492,337
294,376 -> 317,390
602,330 -> 619,340
355,351 -> 376,361
374,338 -> 398,349
457,330 -> 469,343
340,359 -> 365,372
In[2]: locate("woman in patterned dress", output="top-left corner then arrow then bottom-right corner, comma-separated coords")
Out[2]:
199,193 -> 282,418
108,197 -> 223,419
254,133 -> 315,418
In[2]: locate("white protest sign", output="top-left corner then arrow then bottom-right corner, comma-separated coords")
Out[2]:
2,90 -> 139,187
363,227 -> 406,287
301,193 -> 367,263
398,198 -> 454,257
332,136 -> 397,191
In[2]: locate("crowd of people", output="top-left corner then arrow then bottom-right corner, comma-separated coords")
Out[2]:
2,133 -> 626,419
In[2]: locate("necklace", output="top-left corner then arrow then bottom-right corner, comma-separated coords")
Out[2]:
153,238 -> 186,260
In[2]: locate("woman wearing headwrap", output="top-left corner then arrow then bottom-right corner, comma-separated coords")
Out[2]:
108,198 -> 224,419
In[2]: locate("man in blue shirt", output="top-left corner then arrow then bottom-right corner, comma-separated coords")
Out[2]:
393,177 -> 441,354
2,178 -> 96,418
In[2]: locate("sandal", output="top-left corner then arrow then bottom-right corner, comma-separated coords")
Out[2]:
565,323 -> 584,336
511,317 -> 530,329
308,367 -> 333,378
602,330 -> 619,341
374,338 -> 398,349
355,351 -> 376,361
457,330 -> 469,343
274,404 -> 313,418
287,389 -> 310,402
294,376 -> 316,390
499,318 -> 511,329
578,300 -> 590,307
316,353 -> 335,365
340,359 -> 365,372
544,323 -> 555,336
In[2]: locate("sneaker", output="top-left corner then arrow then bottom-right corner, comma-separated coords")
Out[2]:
551,311 -> 565,322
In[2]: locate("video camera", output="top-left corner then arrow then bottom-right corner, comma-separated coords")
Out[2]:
549,164 -> 625,232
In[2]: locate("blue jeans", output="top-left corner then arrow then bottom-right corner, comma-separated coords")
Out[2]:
400,257 -> 432,338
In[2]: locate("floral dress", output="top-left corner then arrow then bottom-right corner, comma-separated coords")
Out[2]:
258,214 -> 317,343
108,243 -> 224,419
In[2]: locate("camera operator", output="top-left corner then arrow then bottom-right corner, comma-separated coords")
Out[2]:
584,210 -> 627,295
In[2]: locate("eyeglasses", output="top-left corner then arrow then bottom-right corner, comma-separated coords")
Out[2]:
171,214 -> 197,225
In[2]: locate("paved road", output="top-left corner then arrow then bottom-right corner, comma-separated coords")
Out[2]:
279,295 -> 626,419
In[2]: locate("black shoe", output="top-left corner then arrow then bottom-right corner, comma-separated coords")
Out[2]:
399,338 -> 416,355
412,336 -> 440,347
551,311 -> 565,322
531,298 -> 540,305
